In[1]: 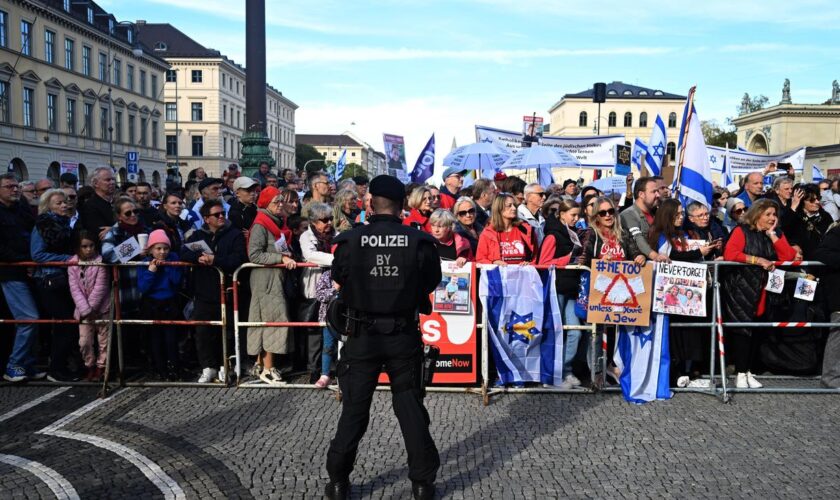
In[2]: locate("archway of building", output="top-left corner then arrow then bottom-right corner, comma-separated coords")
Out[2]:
748,134 -> 768,154
8,158 -> 28,181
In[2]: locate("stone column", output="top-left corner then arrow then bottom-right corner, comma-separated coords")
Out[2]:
239,0 -> 275,176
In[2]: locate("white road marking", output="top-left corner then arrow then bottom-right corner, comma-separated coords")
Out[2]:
0,387 -> 71,424
0,453 -> 80,500
37,393 -> 187,500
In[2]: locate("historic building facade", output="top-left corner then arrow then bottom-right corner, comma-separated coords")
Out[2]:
296,132 -> 386,178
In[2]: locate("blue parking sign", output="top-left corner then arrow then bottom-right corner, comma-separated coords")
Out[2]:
126,151 -> 139,182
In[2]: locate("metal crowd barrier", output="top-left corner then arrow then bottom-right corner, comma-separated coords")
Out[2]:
0,261 -> 227,396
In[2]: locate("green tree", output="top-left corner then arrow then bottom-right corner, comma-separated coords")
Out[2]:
340,163 -> 367,180
701,119 -> 738,148
296,143 -> 325,173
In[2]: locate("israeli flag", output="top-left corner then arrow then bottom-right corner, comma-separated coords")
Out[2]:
335,149 -> 347,180
614,313 -> 672,404
721,152 -> 733,186
479,266 -> 564,386
644,115 -> 667,176
812,165 -> 825,181
410,134 -> 435,183
674,91 -> 714,207
632,138 -> 648,173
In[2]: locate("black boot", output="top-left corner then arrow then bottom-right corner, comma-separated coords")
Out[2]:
324,480 -> 349,500
412,481 -> 435,500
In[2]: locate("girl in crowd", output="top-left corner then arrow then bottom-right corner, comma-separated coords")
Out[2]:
403,185 -> 435,233
137,230 -> 183,381
476,193 -> 536,265
68,230 -> 111,382
248,187 -> 297,385
453,196 -> 483,256
332,189 -> 359,232
722,199 -> 797,389
429,209 -> 473,266
539,199 -> 584,389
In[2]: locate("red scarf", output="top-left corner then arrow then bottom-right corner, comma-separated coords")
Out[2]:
249,211 -> 291,248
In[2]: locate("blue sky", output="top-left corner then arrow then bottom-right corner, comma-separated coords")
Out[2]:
103,0 -> 839,164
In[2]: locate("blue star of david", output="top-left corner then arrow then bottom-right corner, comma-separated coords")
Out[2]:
481,137 -> 493,143
505,312 -> 540,345
632,149 -> 643,162
651,142 -> 665,159
709,155 -> 717,164
631,327 -> 654,348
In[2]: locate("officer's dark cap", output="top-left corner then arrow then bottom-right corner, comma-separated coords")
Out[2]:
368,175 -> 405,202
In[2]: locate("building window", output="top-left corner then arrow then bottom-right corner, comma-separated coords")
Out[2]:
668,112 -> 677,128
114,111 -> 122,143
82,46 -> 91,76
139,117 -> 147,146
223,135 -> 227,157
236,109 -> 240,128
191,136 -> 203,156
222,73 -> 226,87
21,21 -> 32,56
191,102 -> 203,121
83,103 -> 92,137
100,107 -> 107,140
639,112 -> 648,128
667,142 -> 676,161
98,52 -> 107,81
154,41 -> 167,51
166,135 -> 177,156
191,70 -> 202,83
64,0 -> 71,11
0,11 -> 7,48
222,104 -> 227,122
578,111 -> 587,127
44,30 -> 55,63
623,112 -> 632,127
139,70 -> 146,95
47,93 -> 57,131
151,121 -> 158,149
0,81 -> 9,123
126,64 -> 134,91
165,69 -> 176,82
66,98 -> 75,134
165,102 -> 176,121
86,7 -> 93,24
236,81 -> 239,94
64,38 -> 74,70
23,88 -> 33,127
112,59 -> 121,87
150,75 -> 157,97
608,112 -> 616,127
128,115 -> 135,144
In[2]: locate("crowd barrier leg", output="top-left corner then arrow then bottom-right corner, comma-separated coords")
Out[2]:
588,326 -> 598,389
707,265 -> 718,395
232,275 -> 242,385
219,271 -> 228,386
714,282 -> 730,403
99,281 -> 118,398
481,305 -> 490,406
111,267 -> 125,387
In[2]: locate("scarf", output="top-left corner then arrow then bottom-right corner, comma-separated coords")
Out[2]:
118,221 -> 145,237
35,212 -> 72,252
250,209 -> 292,249
314,225 -> 335,253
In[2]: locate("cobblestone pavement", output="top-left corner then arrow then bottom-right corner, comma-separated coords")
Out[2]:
0,384 -> 838,499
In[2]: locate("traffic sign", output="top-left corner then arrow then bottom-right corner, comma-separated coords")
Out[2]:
126,151 -> 139,182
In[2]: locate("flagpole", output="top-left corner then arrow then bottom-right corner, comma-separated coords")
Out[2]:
673,86 -> 696,197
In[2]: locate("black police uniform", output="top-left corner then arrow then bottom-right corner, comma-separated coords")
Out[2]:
325,208 -> 442,491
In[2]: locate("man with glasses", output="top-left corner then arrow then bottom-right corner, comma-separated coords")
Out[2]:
62,186 -> 79,228
134,182 -> 160,227
438,167 -> 466,210
0,173 -> 44,382
182,199 -> 247,384
189,178 -> 229,230
620,176 -> 669,263
302,172 -> 331,220
517,182 -> 547,245
80,167 -> 117,239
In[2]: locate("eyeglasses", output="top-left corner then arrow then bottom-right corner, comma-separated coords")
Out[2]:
457,208 -> 476,217
66,195 -> 77,200
207,212 -> 226,218
732,208 -> 746,215
597,208 -> 616,217
122,209 -> 139,216
0,184 -> 20,190
531,192 -> 547,198
317,216 -> 334,223
689,212 -> 710,218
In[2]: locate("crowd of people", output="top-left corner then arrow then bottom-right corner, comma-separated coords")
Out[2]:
1,160 -> 840,390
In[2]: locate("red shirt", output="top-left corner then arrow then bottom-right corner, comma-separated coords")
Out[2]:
476,224 -> 535,264
402,208 -> 432,233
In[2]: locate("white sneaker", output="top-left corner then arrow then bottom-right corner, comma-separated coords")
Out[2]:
746,372 -> 763,388
735,372 -> 748,388
676,375 -> 691,388
218,366 -> 226,384
688,378 -> 711,388
198,367 -> 218,384
259,367 -> 285,386
564,374 -> 581,387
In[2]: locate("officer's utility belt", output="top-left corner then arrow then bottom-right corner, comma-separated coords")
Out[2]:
347,308 -> 417,337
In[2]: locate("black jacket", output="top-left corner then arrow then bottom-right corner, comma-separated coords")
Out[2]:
813,223 -> 840,314
79,193 -> 115,235
722,225 -> 781,329
228,199 -> 257,232
785,208 -> 832,261
181,221 -> 247,302
0,199 -> 36,281
543,215 -> 583,297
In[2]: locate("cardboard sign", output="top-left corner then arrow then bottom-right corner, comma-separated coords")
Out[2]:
793,277 -> 818,302
766,269 -> 785,294
115,236 -> 142,263
587,259 -> 653,326
184,240 -> 213,255
652,261 -> 707,316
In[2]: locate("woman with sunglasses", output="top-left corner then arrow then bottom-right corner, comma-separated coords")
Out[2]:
476,193 -> 536,265
403,185 -> 435,233
684,201 -> 727,260
247,187 -> 297,385
723,197 -> 747,232
151,193 -> 193,255
785,184 -> 832,261
453,196 -> 483,256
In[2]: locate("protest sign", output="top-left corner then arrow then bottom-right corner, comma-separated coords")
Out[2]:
475,125 -> 624,168
652,261 -> 707,316
793,277 -> 817,302
707,146 -> 805,176
587,260 -> 653,326
433,262 -> 472,314
383,133 -> 408,176
115,237 -> 142,263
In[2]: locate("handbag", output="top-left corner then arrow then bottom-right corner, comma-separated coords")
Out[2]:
36,272 -> 69,291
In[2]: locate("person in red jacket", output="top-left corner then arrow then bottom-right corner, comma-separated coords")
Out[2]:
438,167 -> 466,210
428,209 -> 473,265
476,193 -> 536,265
403,185 -> 435,233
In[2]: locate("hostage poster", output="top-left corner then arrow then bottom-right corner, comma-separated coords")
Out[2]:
652,261 -> 708,316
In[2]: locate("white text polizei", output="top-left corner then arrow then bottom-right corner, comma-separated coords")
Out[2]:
360,235 -> 409,247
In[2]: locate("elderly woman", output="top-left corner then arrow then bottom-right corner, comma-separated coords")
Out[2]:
722,197 -> 747,232
785,184 -> 832,261
299,201 -> 338,387
248,186 -> 297,385
31,189 -> 76,382
723,198 -> 797,389
476,193 -> 536,265
332,188 -> 359,232
429,209 -> 472,266
684,201 -> 727,258
453,196 -> 483,255
403,185 -> 434,233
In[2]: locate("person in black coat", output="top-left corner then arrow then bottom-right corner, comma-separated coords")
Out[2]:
785,185 -> 832,261
814,222 -> 840,387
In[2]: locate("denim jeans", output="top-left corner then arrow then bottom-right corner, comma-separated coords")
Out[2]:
559,295 -> 582,378
321,327 -> 338,376
1,280 -> 39,370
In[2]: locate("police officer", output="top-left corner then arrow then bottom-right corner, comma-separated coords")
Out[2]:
325,175 -> 442,500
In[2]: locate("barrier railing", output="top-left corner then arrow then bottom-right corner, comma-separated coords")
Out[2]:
0,261 -> 227,394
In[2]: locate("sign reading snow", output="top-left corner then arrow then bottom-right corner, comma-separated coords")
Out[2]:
586,259 -> 653,326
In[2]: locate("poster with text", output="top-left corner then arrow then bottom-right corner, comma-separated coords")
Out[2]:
433,262 -> 472,314
586,259 -> 653,326
652,261 -> 708,316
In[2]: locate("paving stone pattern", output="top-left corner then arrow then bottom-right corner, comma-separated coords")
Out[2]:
0,386 -> 838,498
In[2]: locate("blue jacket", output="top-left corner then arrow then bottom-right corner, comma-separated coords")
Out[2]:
137,253 -> 183,301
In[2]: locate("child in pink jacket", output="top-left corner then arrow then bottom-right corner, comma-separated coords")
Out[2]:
68,230 -> 111,381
